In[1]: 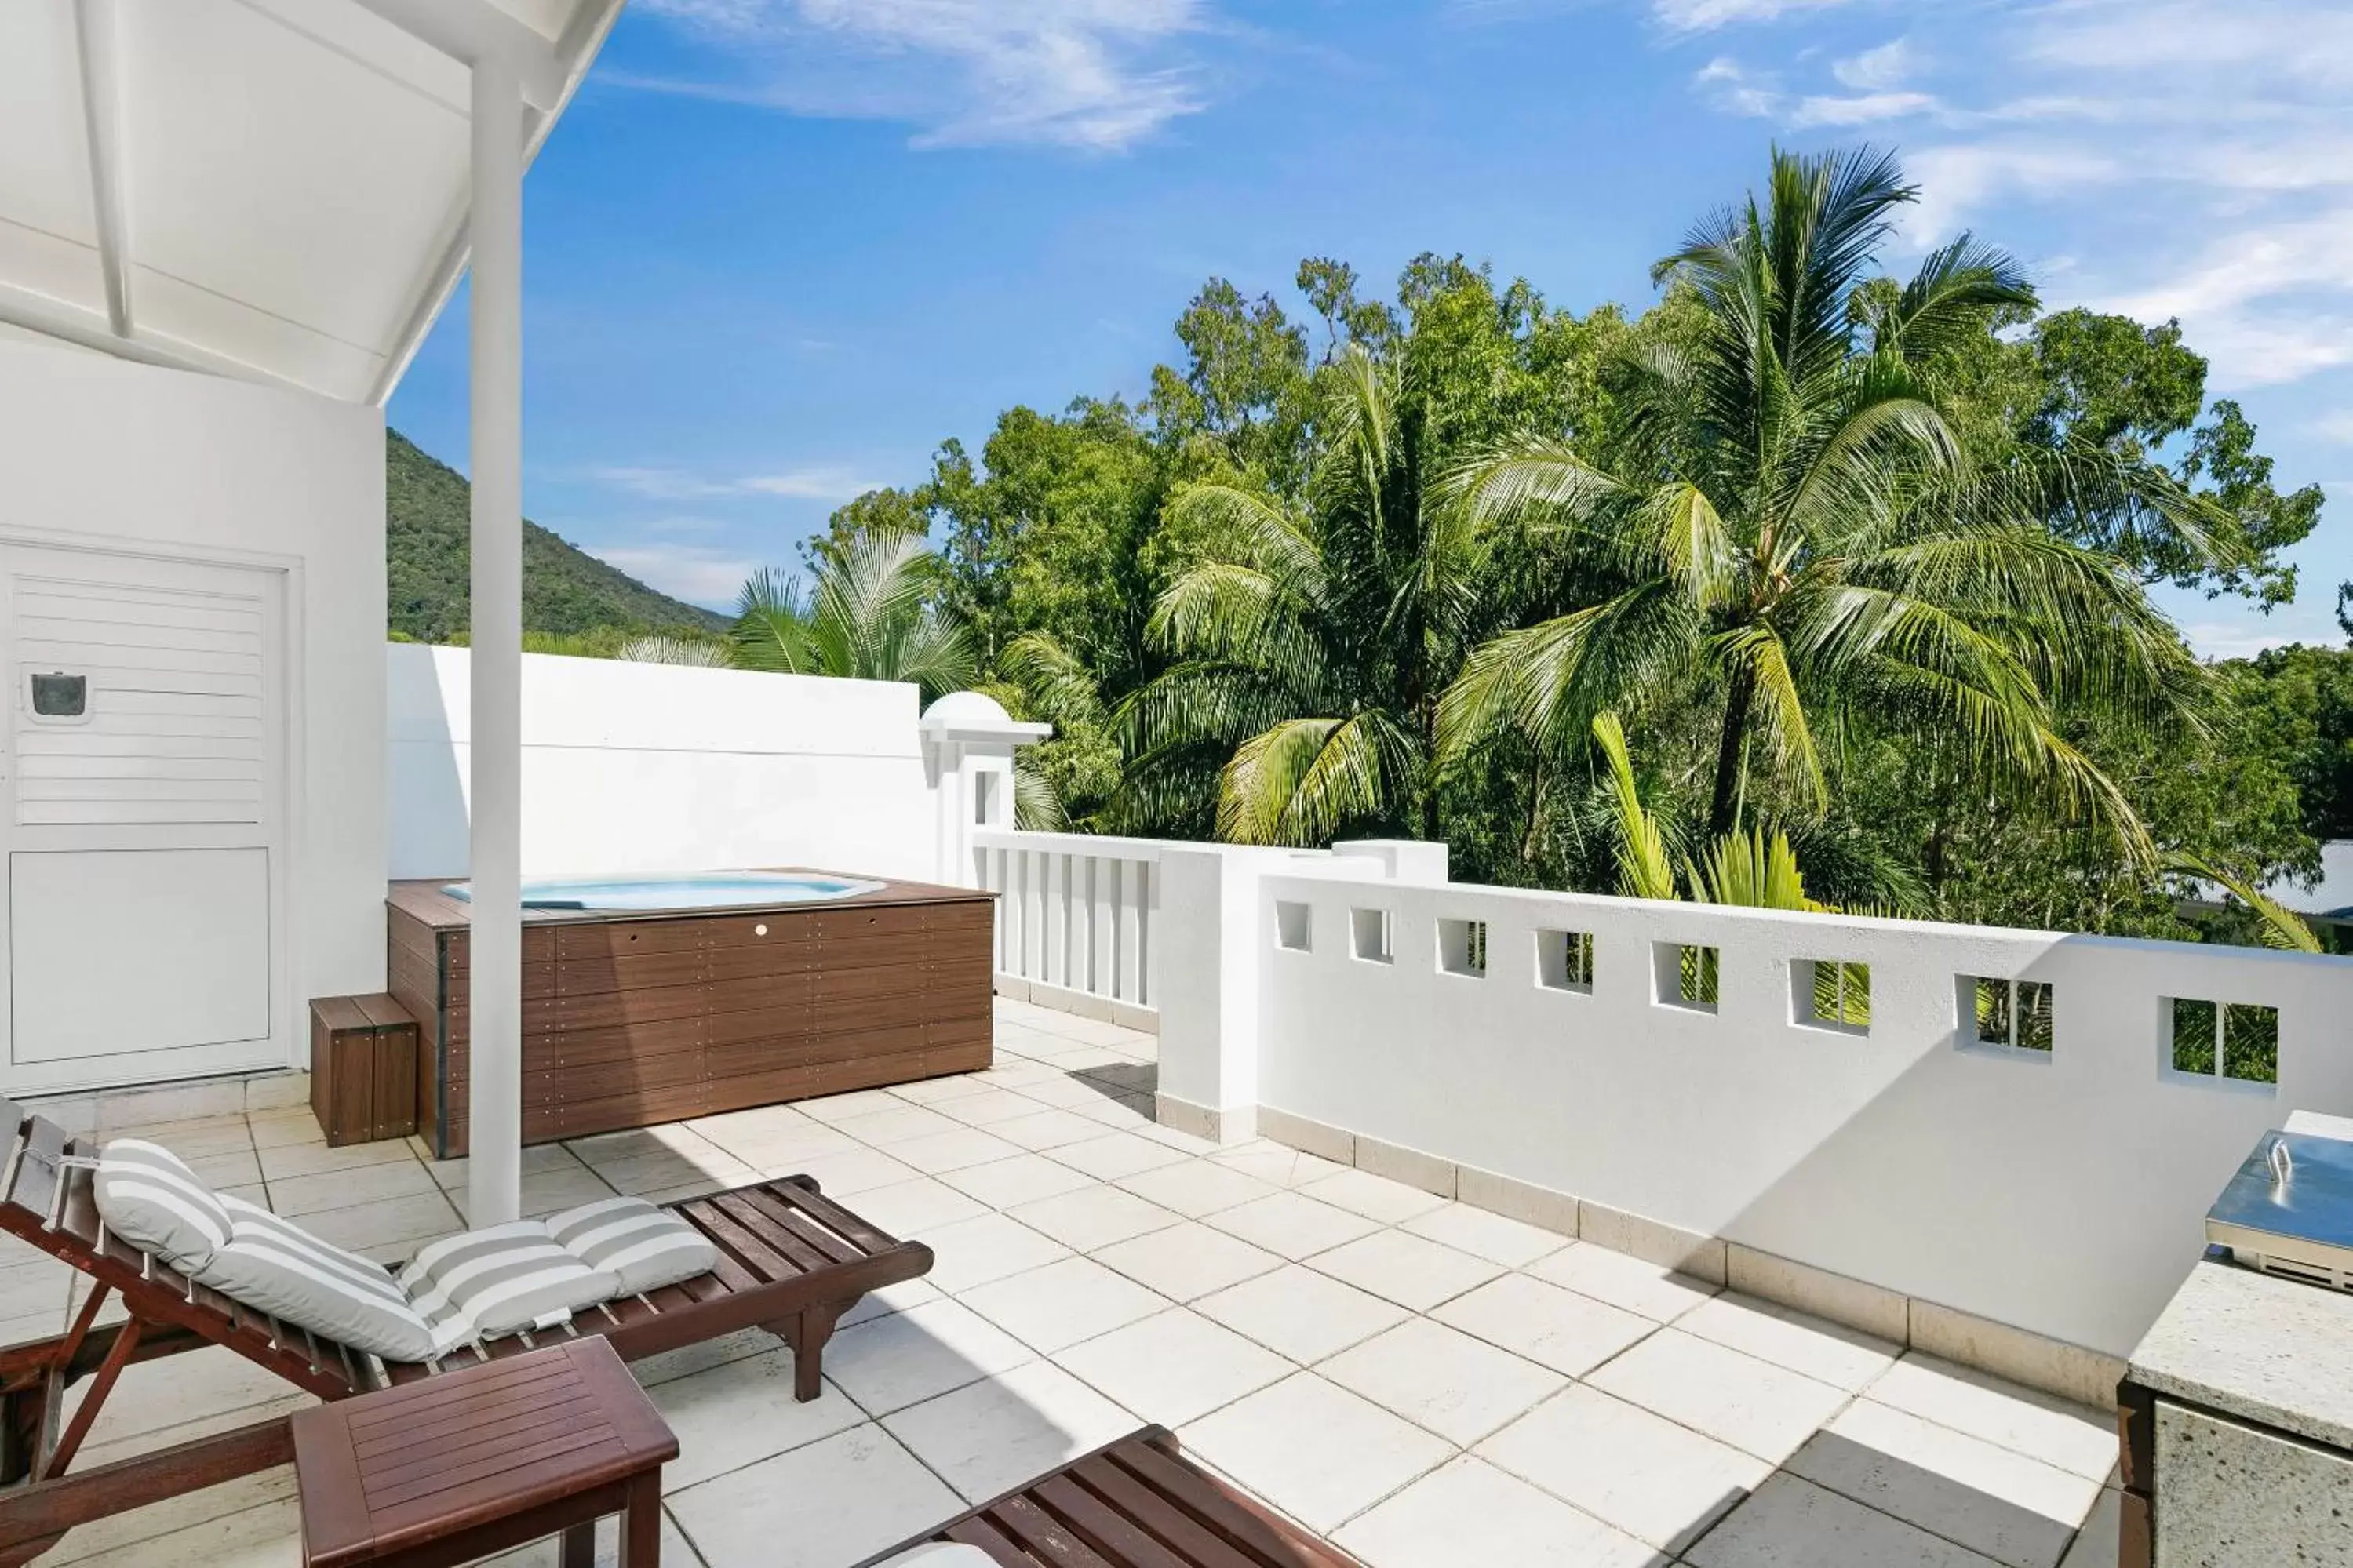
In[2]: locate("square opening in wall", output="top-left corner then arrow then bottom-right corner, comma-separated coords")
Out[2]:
2170,998 -> 2218,1075
1537,929 -> 1594,993
1796,959 -> 1870,1033
1654,941 -> 1719,1013
1961,976 -> 2053,1055
1437,918 -> 1488,977
1274,900 -> 1312,952
1350,907 -> 1393,964
2169,996 -> 2278,1087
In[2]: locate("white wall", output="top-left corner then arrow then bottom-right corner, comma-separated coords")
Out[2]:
388,644 -> 938,882
1251,872 -> 2353,1357
0,340 -> 388,1027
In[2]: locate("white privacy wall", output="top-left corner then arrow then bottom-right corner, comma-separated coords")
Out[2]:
387,644 -> 938,882
0,340 -> 387,1010
1253,873 -> 2353,1359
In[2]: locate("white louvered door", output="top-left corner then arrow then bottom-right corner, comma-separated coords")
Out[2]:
0,544 -> 290,1094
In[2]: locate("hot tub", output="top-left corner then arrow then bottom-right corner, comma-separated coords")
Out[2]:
388,869 -> 993,1157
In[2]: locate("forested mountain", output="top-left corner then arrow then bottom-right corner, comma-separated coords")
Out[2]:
385,430 -> 725,642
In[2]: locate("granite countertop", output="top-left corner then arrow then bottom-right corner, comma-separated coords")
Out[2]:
2129,1109 -> 2353,1452
2129,1261 -> 2353,1450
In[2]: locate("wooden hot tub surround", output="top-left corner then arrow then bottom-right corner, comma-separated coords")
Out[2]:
387,872 -> 993,1158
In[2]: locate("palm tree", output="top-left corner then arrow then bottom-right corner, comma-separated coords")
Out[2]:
730,532 -> 974,704
1438,147 -> 2206,855
1119,344 -> 1484,845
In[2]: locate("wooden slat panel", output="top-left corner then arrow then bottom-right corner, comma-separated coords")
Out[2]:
541,1017 -> 705,1066
804,929 -> 943,974
536,1049 -> 705,1104
701,1002 -> 816,1050
553,949 -> 707,997
807,903 -> 931,943
555,918 -> 711,960
519,1085 -> 712,1144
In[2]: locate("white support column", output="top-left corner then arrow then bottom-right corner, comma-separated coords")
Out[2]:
1153,845 -> 1265,1144
467,56 -> 524,1228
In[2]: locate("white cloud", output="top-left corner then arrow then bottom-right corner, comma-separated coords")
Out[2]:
590,467 -> 738,501
1790,90 -> 1935,127
1896,142 -> 2124,248
1655,0 -> 1854,31
2026,2 -> 2353,90
2090,209 -> 2353,387
1681,1 -> 2353,393
1832,38 -> 1914,92
739,468 -> 893,500
631,0 -> 1213,151
582,544 -> 762,608
1695,56 -> 1779,117
591,464 -> 889,502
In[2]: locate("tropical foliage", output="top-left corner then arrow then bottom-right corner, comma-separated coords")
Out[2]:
1118,344 -> 1483,844
729,533 -> 974,703
457,143 -> 2333,948
1437,149 -> 2205,862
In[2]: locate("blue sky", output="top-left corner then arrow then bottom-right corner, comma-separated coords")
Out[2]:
388,0 -> 2353,657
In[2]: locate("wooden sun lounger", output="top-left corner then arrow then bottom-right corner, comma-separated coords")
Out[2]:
854,1427 -> 1367,1568
0,1101 -> 933,1566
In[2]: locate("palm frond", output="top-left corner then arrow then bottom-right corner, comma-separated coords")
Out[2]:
1874,231 -> 2038,361
2168,852 -> 2323,954
1014,755 -> 1068,833
1217,711 -> 1416,846
617,635 -> 731,668
1437,438 -> 1630,536
1714,621 -> 1825,812
1591,711 -> 1677,901
730,567 -> 817,674
1437,581 -> 1701,763
1686,827 -> 1819,911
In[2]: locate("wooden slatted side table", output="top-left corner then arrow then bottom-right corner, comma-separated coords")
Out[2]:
293,1336 -> 676,1568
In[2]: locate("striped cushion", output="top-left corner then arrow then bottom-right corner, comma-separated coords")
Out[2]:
93,1140 -> 231,1271
401,1221 -> 620,1343
546,1197 -> 718,1296
194,1196 -> 438,1362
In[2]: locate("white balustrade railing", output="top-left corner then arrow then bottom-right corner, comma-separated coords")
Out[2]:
974,829 -> 1162,1028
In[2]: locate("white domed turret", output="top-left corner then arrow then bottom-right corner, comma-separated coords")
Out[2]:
920,690 -> 1014,729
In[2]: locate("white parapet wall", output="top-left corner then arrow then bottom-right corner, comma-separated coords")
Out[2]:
388,644 -> 941,882
1251,870 -> 2353,1364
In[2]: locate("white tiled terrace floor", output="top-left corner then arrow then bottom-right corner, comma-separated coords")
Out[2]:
10,997 -> 2122,1568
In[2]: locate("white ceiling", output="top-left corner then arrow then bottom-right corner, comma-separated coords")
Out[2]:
0,0 -> 622,405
